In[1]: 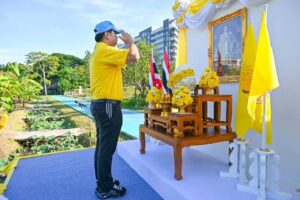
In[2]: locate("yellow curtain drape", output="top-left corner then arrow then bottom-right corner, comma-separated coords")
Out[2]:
210,0 -> 228,4
187,0 -> 209,15
175,28 -> 188,68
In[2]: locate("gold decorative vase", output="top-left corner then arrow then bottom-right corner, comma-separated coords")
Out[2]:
203,87 -> 212,94
151,103 -> 157,108
179,106 -> 186,114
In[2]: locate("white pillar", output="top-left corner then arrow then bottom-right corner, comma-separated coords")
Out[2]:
220,138 -> 249,181
238,148 -> 291,200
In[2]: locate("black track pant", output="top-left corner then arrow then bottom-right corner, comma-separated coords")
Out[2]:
90,100 -> 122,191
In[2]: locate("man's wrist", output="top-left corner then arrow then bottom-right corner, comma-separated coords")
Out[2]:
126,41 -> 134,46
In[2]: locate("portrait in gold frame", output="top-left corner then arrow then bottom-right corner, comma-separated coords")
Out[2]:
208,8 -> 247,82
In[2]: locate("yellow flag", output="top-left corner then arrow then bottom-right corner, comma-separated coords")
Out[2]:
175,28 -> 187,68
235,22 -> 257,139
248,11 -> 279,144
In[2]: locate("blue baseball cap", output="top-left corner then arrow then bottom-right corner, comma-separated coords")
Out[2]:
94,21 -> 121,35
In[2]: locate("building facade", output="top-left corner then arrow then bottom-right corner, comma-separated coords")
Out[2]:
120,19 -> 178,66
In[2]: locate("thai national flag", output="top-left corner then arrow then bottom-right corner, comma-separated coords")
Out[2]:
162,51 -> 172,94
149,51 -> 162,89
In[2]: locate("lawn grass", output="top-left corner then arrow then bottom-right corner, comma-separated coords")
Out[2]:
121,97 -> 147,111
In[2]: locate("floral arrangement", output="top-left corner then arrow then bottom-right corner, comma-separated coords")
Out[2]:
198,67 -> 219,88
167,66 -> 196,90
146,87 -> 163,105
172,0 -> 189,27
161,94 -> 171,103
0,114 -> 8,130
171,86 -> 193,108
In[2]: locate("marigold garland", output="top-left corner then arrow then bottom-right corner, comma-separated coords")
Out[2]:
167,69 -> 195,89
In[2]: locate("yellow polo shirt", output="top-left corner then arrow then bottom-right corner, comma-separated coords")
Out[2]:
90,42 -> 129,101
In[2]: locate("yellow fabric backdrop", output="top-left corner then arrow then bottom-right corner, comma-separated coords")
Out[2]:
175,28 -> 188,68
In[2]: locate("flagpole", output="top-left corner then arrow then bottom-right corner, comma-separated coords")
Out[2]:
259,5 -> 270,199
261,93 -> 267,150
261,4 -> 268,151
250,15 -> 254,26
238,5 -> 291,199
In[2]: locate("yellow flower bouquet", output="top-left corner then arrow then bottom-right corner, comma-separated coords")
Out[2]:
146,86 -> 163,108
199,67 -> 219,88
0,114 -> 8,130
172,86 -> 193,113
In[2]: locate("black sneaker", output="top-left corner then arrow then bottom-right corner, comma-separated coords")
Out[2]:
96,182 -> 126,199
95,180 -> 120,194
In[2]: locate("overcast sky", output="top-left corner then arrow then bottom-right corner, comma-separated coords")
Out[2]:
0,0 -> 174,64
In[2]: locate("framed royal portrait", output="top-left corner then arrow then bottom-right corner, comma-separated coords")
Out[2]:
208,8 -> 247,82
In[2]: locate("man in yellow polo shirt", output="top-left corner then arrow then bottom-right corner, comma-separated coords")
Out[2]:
90,20 -> 139,199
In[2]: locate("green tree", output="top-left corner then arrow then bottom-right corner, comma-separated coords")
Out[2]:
51,53 -> 85,69
51,52 -> 89,94
83,50 -> 92,67
83,50 -> 91,84
123,40 -> 154,98
57,65 -> 89,93
57,67 -> 74,92
0,63 -> 42,110
73,65 -> 89,88
26,52 -> 59,96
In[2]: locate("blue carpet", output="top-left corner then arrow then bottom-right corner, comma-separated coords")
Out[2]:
5,149 -> 162,200
50,95 -> 144,138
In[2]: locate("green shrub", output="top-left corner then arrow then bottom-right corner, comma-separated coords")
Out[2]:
20,132 -> 82,155
24,105 -> 72,131
122,97 -> 147,110
0,158 -> 8,171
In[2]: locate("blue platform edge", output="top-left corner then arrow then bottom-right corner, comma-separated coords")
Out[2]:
4,148 -> 162,200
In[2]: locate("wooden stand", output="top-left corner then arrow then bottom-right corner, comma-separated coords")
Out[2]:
144,108 -> 162,127
194,85 -> 219,95
193,95 -> 232,134
140,93 -> 236,180
168,113 -> 199,138
140,125 -> 236,180
160,102 -> 172,118
150,115 -> 170,133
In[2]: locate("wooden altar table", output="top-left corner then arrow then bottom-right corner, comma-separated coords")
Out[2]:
139,125 -> 236,180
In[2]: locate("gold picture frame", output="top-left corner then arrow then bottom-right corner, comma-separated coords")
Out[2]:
208,8 -> 247,82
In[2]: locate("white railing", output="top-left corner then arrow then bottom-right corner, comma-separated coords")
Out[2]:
64,87 -> 90,98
